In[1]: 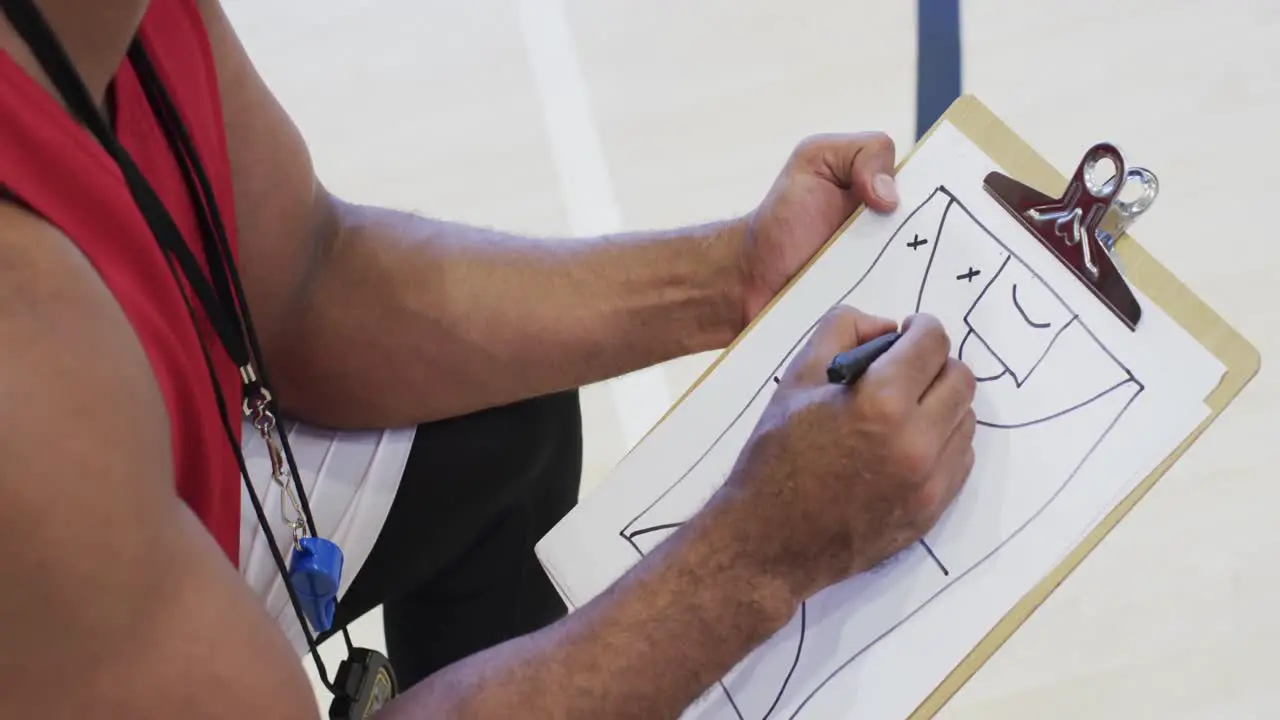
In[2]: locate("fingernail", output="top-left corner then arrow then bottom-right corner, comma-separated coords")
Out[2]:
873,173 -> 898,204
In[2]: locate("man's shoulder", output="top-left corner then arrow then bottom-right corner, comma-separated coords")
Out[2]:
0,200 -> 93,295
0,198 -> 175,485
0,204 -> 317,720
0,200 -> 156,375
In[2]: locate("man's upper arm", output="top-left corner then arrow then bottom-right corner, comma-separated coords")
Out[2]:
195,0 -> 340,398
0,204 -> 313,719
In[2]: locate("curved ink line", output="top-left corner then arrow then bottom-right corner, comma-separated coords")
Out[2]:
759,602 -> 807,720
976,378 -> 1131,430
626,522 -> 685,540
788,381 -> 1144,718
958,330 -> 1008,382
1012,283 -> 1051,329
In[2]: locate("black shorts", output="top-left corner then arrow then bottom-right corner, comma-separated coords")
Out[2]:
325,389 -> 583,688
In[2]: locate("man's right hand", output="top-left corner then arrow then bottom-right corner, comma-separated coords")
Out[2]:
713,306 -> 977,603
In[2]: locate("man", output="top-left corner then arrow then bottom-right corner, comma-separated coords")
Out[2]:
0,0 -> 976,717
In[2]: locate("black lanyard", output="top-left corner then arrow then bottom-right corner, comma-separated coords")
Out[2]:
0,0 -> 365,699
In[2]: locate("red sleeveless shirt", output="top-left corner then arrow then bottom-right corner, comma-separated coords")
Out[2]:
0,0 -> 243,563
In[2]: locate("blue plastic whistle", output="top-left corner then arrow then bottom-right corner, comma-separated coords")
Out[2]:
288,536 -> 344,633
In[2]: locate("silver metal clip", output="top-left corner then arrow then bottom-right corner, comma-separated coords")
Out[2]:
1095,166 -> 1159,268
246,386 -> 307,548
984,142 -> 1155,330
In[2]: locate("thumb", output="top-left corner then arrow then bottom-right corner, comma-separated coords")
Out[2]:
794,132 -> 899,213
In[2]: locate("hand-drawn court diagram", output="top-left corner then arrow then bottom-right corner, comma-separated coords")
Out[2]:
617,187 -> 1144,719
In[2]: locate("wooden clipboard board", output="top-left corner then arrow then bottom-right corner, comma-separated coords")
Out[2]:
644,94 -> 1260,717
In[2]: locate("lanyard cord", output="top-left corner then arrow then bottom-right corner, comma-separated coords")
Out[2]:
0,0 -> 352,690
129,39 -> 361,670
125,41 -> 336,550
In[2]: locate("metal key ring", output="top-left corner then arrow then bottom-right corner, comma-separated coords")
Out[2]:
1113,166 -> 1159,224
1082,147 -> 1126,200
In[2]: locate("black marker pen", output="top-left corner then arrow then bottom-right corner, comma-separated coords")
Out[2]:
826,332 -> 902,385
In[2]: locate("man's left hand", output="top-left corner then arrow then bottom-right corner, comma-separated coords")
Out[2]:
734,132 -> 899,327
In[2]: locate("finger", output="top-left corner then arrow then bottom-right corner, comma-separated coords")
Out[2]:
782,305 -> 898,386
865,313 -> 951,400
920,357 -> 977,431
793,132 -> 898,212
940,409 -> 977,491
917,409 -> 976,528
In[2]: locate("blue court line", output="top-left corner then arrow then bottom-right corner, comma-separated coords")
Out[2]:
916,0 -> 962,140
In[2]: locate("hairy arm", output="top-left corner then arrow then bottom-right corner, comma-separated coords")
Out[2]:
381,496 -> 794,719
282,206 -> 741,428
0,202 -> 792,718
200,1 -> 744,428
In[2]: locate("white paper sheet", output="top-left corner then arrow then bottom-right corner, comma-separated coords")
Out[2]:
536,122 -> 1225,719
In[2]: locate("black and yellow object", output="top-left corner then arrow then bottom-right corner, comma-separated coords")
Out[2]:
330,648 -> 398,720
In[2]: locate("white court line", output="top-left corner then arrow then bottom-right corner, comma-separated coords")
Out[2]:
517,0 -> 673,450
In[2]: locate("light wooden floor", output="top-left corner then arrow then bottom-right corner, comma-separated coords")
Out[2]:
222,0 -> 1280,716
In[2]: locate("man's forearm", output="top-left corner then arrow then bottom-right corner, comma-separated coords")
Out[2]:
275,196 -> 745,428
380,497 -> 797,719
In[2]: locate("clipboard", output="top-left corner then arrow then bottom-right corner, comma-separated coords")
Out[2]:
641,94 -> 1260,717
903,95 -> 1259,717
